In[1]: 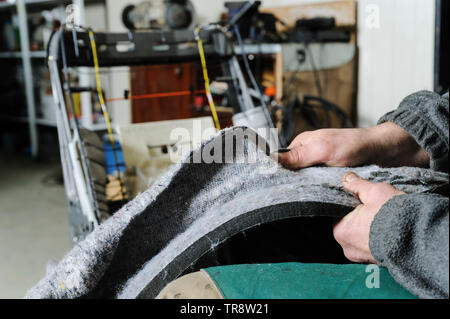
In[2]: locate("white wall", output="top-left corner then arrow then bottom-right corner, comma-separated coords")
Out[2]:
357,0 -> 435,127
85,2 -> 107,31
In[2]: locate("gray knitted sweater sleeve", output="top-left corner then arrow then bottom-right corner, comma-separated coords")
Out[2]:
370,91 -> 449,299
378,90 -> 449,172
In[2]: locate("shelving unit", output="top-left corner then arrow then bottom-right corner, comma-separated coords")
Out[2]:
0,0 -> 69,9
0,50 -> 46,58
0,0 -> 105,157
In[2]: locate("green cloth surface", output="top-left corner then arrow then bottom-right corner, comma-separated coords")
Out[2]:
203,263 -> 417,299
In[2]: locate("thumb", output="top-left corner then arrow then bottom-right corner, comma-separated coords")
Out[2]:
342,172 -> 375,204
277,145 -> 323,169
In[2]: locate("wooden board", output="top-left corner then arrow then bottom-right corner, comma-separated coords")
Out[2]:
261,0 -> 357,30
130,63 -> 198,123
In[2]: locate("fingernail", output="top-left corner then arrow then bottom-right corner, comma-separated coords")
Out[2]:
344,172 -> 359,182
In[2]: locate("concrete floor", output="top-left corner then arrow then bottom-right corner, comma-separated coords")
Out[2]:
0,154 -> 71,298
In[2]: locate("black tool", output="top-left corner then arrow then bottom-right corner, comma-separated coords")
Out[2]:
271,148 -> 291,154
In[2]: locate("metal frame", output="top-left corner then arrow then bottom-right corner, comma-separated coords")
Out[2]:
48,29 -> 101,243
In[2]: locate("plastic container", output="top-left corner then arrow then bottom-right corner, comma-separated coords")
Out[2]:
102,141 -> 126,175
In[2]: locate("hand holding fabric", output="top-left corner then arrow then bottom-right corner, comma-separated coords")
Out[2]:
333,172 -> 405,264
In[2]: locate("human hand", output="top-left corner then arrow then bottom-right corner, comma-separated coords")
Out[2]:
277,128 -> 371,169
277,122 -> 430,169
332,172 -> 405,264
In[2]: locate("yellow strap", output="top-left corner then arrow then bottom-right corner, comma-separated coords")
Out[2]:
89,30 -> 125,200
88,30 -> 116,145
195,27 -> 221,130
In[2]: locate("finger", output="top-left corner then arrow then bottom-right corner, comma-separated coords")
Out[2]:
287,133 -> 307,149
278,144 -> 325,169
342,172 -> 376,204
277,147 -> 301,168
